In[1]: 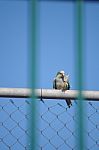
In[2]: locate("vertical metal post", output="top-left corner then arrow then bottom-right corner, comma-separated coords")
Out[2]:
28,0 -> 37,149
75,0 -> 85,150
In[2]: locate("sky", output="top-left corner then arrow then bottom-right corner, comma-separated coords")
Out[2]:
0,1 -> 99,150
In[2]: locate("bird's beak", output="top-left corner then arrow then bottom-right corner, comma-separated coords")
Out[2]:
62,73 -> 64,77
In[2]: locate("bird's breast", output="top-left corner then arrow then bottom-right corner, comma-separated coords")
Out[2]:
55,79 -> 64,90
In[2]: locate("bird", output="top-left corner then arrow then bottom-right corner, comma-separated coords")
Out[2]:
53,70 -> 72,108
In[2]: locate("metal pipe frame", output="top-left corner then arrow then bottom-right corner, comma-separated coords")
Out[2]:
0,88 -> 99,101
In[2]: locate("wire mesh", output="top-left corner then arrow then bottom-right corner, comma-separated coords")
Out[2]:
0,98 -> 99,150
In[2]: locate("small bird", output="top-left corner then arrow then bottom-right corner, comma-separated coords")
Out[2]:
53,70 -> 72,108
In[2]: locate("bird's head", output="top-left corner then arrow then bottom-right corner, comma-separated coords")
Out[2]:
59,70 -> 65,76
56,70 -> 65,78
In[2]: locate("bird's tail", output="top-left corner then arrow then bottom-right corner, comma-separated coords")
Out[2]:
65,99 -> 72,108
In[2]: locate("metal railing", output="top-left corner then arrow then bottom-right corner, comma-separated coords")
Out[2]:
0,88 -> 99,100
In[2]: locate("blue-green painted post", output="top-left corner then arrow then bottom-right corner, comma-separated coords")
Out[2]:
28,0 -> 37,149
75,1 -> 85,150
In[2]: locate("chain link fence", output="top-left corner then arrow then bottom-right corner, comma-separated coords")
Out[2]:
0,98 -> 99,150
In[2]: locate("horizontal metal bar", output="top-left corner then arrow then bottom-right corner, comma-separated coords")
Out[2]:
0,88 -> 98,101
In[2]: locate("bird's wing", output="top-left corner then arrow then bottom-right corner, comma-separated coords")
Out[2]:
67,82 -> 70,90
53,78 -> 56,89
